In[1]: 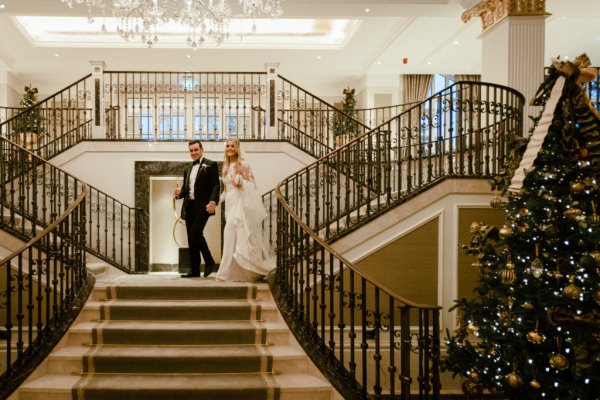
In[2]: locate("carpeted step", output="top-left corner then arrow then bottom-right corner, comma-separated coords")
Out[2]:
47,344 -> 309,376
16,280 -> 334,400
102,284 -> 257,300
80,344 -> 272,374
96,299 -> 261,321
91,320 -> 266,345
72,373 -> 279,400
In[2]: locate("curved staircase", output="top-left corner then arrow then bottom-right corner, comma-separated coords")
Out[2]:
14,275 -> 338,400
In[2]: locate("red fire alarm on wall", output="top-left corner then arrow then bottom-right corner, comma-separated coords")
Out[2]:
403,58 -> 408,64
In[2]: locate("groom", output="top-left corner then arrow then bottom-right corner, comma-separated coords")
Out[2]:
174,140 -> 220,278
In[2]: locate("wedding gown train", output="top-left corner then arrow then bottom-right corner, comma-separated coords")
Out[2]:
216,164 -> 275,282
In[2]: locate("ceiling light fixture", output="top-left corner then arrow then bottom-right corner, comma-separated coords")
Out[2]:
59,0 -> 285,48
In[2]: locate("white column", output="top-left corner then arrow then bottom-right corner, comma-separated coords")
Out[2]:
264,62 -> 280,140
481,16 -> 547,134
90,61 -> 107,139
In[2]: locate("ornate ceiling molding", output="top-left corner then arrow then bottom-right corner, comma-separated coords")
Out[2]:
462,0 -> 550,32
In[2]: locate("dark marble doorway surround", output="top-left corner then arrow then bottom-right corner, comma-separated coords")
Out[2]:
134,161 -> 223,272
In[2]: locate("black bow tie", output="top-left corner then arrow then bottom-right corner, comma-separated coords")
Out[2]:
192,160 -> 200,165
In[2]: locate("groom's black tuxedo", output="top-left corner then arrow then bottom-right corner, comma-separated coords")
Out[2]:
178,158 -> 220,220
176,158 -> 220,276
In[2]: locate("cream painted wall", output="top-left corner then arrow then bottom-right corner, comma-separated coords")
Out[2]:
329,179 -> 496,333
52,141 -> 314,207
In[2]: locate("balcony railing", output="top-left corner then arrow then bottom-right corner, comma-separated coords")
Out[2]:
1,71 -> 367,273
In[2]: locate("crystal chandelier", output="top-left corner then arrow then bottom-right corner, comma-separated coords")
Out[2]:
59,0 -> 285,47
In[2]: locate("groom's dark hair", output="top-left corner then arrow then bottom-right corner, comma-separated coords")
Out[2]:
188,140 -> 202,148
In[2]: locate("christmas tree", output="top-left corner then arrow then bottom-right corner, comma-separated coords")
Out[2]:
14,85 -> 43,134
332,86 -> 358,138
443,54 -> 600,399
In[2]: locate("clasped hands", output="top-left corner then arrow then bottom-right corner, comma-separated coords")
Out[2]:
173,188 -> 216,214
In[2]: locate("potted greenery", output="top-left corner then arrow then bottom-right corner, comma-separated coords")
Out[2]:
13,85 -> 43,152
332,86 -> 359,146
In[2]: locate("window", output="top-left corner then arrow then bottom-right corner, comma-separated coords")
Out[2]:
194,97 -> 220,139
126,98 -> 154,139
158,97 -> 185,140
224,98 -> 251,136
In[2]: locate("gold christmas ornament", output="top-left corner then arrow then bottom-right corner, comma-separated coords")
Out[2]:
499,259 -> 516,284
570,181 -> 586,193
518,222 -> 530,233
518,208 -> 530,216
563,276 -> 582,300
563,208 -> 582,218
527,321 -> 545,344
490,195 -> 504,209
466,322 -> 478,335
500,311 -> 516,327
574,146 -> 590,159
591,251 -> 600,264
470,372 -> 479,381
507,296 -> 515,309
531,259 -> 544,278
531,244 -> 544,278
505,372 -> 524,388
554,268 -> 564,280
461,378 -> 483,397
499,225 -> 514,239
549,354 -> 569,371
522,302 -> 534,311
530,379 -> 541,389
527,331 -> 545,344
589,202 -> 600,226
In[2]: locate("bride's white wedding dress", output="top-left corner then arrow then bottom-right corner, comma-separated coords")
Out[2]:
216,163 -> 275,282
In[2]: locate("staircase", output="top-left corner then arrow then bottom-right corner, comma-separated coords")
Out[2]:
14,275 -> 337,400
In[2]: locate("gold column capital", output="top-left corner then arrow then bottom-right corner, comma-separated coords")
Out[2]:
462,0 -> 550,32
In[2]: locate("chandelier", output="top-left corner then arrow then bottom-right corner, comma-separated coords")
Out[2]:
59,0 -> 285,47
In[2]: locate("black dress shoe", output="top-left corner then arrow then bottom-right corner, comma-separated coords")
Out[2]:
181,272 -> 200,278
203,264 -> 215,277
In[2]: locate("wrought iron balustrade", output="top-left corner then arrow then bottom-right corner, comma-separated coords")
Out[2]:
0,137 -> 92,399
103,71 -> 268,141
355,101 -> 420,129
272,81 -> 525,399
0,75 -> 93,160
278,75 -> 371,150
0,107 -> 21,124
306,82 -> 524,243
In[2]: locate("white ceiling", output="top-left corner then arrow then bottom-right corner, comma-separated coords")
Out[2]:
0,0 -> 599,97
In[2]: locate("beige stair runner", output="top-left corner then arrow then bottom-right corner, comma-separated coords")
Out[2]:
14,275 -> 336,400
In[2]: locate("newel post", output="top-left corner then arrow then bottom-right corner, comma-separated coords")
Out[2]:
264,62 -> 280,140
90,61 -> 106,139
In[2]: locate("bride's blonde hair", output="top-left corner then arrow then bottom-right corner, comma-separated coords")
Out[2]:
223,138 -> 244,176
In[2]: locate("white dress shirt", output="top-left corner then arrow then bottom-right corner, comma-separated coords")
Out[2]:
188,157 -> 203,200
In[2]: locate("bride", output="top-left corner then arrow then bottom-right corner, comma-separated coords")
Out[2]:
216,138 -> 275,282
